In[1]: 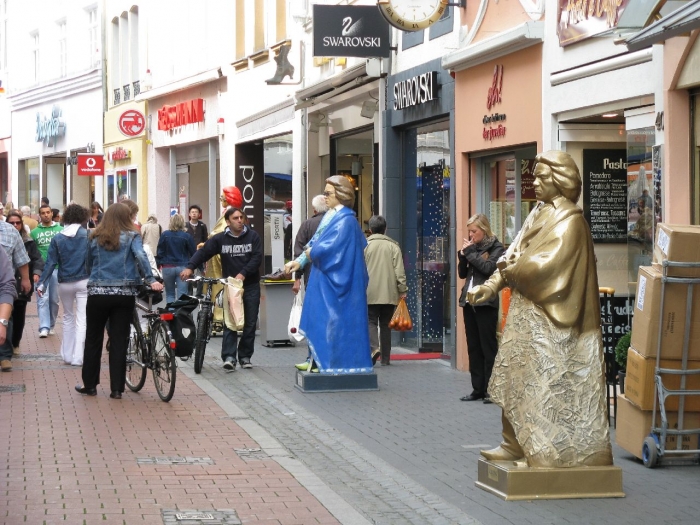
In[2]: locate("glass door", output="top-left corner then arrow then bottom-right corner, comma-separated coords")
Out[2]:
106,168 -> 138,205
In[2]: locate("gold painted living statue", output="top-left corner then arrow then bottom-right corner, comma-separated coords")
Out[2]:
468,150 -> 613,468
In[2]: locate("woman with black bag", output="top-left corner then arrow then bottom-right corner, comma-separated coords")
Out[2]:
6,210 -> 44,355
458,214 -> 504,404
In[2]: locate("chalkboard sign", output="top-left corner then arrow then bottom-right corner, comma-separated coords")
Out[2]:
600,295 -> 633,358
583,149 -> 628,243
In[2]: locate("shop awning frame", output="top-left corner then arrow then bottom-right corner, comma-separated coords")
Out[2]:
294,62 -> 375,110
134,68 -> 224,101
625,0 -> 700,52
441,21 -> 544,73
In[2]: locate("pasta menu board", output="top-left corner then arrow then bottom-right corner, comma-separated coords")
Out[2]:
583,149 -> 627,243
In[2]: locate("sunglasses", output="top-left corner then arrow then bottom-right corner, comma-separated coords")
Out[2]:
7,221 -> 22,225
323,191 -> 336,197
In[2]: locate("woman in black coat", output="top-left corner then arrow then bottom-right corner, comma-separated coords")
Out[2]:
6,210 -> 44,354
458,214 -> 504,404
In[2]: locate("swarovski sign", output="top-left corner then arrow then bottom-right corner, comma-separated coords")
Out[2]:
35,106 -> 66,146
313,5 -> 390,58
393,72 -> 438,110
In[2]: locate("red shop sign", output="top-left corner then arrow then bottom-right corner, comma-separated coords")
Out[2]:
157,98 -> 205,131
77,154 -> 105,176
118,109 -> 146,136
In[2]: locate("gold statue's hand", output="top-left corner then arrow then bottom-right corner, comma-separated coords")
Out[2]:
468,285 -> 494,305
285,261 -> 300,274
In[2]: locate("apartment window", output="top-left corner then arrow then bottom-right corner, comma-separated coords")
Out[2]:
129,6 -> 139,84
0,0 -> 7,73
235,0 -> 245,59
30,31 -> 39,83
58,20 -> 67,77
254,0 -> 265,52
87,6 -> 99,67
275,0 -> 286,43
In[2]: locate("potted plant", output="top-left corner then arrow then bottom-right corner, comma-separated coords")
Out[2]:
615,331 -> 631,394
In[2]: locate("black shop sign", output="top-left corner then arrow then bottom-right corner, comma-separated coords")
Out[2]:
583,149 -> 628,243
313,5 -> 391,58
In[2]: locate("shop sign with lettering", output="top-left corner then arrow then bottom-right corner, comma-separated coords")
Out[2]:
393,71 -> 438,110
483,65 -> 506,141
35,106 -> 66,146
313,5 -> 390,58
157,98 -> 205,131
557,0 -> 630,47
108,147 -> 131,164
77,154 -> 105,176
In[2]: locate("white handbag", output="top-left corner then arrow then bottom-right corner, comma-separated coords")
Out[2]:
288,282 -> 305,342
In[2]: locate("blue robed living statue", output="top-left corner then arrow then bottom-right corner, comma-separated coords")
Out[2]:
284,175 -> 373,374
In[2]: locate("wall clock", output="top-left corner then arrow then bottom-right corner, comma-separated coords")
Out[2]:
377,0 -> 449,32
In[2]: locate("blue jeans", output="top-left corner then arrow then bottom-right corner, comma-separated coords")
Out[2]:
222,283 -> 260,362
37,272 -> 59,331
162,266 -> 188,304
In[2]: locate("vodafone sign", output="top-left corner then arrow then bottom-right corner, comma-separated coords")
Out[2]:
77,154 -> 105,176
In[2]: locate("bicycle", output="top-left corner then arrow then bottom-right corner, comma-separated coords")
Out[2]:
125,288 -> 178,402
187,276 -> 226,374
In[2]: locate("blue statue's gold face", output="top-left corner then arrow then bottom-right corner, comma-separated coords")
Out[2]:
323,184 -> 340,208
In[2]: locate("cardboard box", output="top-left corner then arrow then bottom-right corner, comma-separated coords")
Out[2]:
624,346 -> 700,411
615,393 -> 700,460
653,223 -> 700,278
630,266 -> 700,361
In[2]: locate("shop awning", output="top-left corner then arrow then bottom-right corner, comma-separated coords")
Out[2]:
134,68 -> 223,101
625,0 -> 700,52
294,61 -> 376,110
441,21 -> 544,73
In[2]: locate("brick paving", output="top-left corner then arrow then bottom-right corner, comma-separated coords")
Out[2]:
0,303 -> 340,525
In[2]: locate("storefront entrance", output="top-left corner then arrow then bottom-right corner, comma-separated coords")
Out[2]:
403,124 -> 452,353
106,168 -> 137,206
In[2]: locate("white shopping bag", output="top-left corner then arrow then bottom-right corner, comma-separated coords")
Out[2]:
223,277 -> 245,331
288,281 -> 305,342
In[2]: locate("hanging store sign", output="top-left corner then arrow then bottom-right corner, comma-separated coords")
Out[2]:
393,71 -> 438,110
118,109 -> 146,136
77,154 -> 105,176
157,98 -> 204,131
313,5 -> 391,58
107,147 -> 131,164
35,106 -> 66,146
557,0 -> 630,47
483,65 -> 506,141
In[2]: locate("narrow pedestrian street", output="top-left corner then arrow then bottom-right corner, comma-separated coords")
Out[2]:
2,302 -> 699,525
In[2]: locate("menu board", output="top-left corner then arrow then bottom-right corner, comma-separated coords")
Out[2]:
583,149 -> 627,243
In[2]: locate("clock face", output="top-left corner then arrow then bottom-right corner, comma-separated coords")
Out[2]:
378,0 -> 448,32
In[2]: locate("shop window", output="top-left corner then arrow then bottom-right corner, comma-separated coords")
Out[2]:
0,156 -> 7,202
107,169 -> 137,206
429,6 -> 452,40
18,158 -> 40,212
402,29 -> 423,50
692,92 -> 700,224
332,128 -> 374,232
264,133 -> 293,272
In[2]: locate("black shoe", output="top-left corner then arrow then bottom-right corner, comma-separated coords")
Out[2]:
483,395 -> 493,404
75,384 -> 97,396
460,392 -> 484,401
110,391 -> 122,399
240,358 -> 252,369
371,349 -> 381,366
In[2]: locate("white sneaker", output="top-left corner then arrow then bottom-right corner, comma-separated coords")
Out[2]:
39,329 -> 49,338
49,328 -> 56,335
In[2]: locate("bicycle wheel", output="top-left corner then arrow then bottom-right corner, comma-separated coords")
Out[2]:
126,322 -> 147,392
151,322 -> 176,402
193,306 -> 211,374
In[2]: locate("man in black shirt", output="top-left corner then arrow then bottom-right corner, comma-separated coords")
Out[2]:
186,205 -> 209,247
181,208 -> 262,371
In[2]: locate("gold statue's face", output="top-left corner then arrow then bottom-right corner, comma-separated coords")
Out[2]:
533,163 -> 559,204
220,193 -> 228,206
323,183 -> 340,208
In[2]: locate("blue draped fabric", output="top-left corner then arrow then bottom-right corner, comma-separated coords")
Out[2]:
299,206 -> 372,374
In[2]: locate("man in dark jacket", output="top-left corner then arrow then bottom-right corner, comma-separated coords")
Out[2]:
181,207 -> 262,371
186,205 -> 209,247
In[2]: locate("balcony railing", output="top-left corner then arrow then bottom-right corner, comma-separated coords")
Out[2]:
133,80 -> 140,97
123,84 -> 131,101
113,88 -> 120,106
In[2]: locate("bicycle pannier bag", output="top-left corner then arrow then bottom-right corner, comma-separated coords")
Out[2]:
166,296 -> 198,358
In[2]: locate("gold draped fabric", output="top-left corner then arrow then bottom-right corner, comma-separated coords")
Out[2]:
483,196 -> 613,467
204,212 -> 229,326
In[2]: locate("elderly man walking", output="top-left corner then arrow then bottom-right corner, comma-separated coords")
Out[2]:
365,215 -> 407,366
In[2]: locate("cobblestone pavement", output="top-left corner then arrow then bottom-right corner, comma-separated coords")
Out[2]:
0,304 -> 342,525
193,334 -> 700,525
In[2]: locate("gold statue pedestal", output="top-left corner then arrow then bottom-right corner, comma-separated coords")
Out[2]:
476,458 -> 625,500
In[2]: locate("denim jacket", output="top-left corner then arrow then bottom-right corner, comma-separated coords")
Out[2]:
156,230 -> 196,266
86,231 -> 156,287
37,226 -> 90,287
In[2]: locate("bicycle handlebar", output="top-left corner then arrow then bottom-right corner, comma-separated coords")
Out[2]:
186,276 -> 227,284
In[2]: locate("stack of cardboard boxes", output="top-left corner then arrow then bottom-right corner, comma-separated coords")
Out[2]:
616,224 -> 700,459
